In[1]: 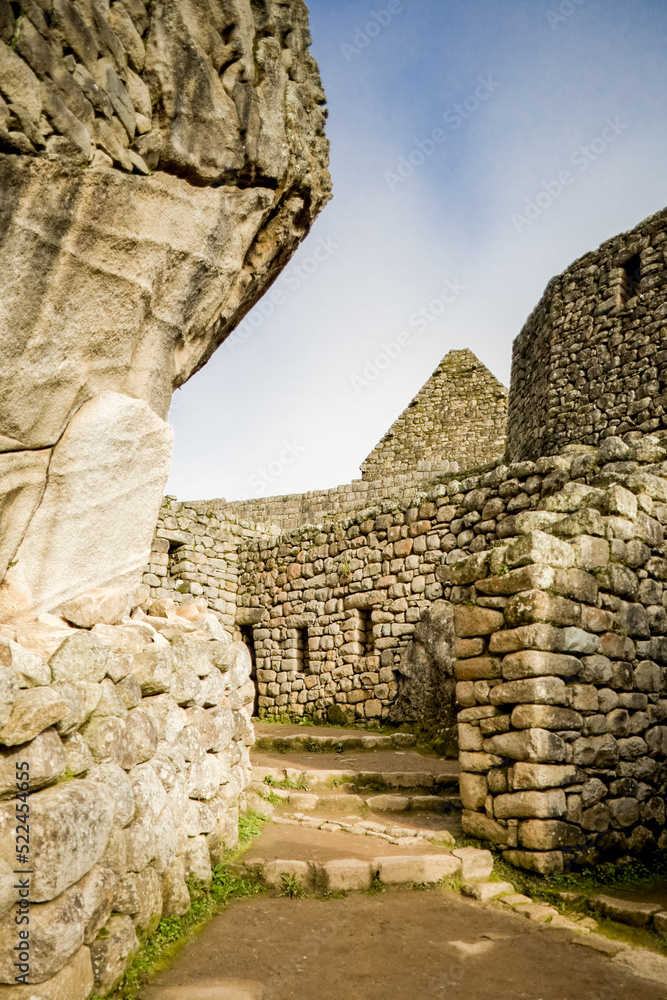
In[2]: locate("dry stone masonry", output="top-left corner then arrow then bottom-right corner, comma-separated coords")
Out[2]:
0,0 -> 331,622
148,210 -> 667,878
0,586 -> 255,998
508,207 -> 667,461
360,348 -> 508,481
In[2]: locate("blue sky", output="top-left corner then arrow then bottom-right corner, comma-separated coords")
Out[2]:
166,0 -> 667,502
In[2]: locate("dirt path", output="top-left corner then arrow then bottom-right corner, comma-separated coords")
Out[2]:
138,890 -> 667,1000
254,748 -> 459,775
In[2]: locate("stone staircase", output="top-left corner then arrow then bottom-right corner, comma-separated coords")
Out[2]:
236,724 -> 471,891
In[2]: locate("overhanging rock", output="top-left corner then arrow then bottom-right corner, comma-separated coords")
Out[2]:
0,0 -> 331,622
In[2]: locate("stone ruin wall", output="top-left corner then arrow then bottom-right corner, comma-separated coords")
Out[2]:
149,438 -> 667,877
0,596 -> 255,997
507,207 -> 667,461
192,472 -> 468,534
360,348 -> 508,481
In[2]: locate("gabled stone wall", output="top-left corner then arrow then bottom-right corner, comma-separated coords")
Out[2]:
360,349 -> 508,480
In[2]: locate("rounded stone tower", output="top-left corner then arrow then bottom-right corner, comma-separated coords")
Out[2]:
507,207 -> 667,461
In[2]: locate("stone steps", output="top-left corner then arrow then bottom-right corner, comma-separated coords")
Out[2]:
252,763 -> 459,793
250,780 -> 461,818
249,725 -> 462,848
254,731 -> 418,753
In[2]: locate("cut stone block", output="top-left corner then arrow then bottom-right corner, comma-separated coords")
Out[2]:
322,859 -> 372,892
262,860 -> 310,890
502,849 -> 564,875
589,894 -> 663,928
452,847 -> 493,881
375,854 -> 461,885
462,880 -> 515,901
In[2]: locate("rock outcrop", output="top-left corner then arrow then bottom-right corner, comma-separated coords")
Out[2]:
0,0 -> 331,621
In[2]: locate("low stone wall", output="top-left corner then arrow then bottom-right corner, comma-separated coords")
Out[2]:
0,594 -> 254,997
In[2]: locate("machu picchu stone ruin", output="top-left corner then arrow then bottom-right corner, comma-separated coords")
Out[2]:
0,2 -> 667,997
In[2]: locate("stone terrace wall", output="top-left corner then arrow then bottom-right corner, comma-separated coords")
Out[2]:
507,207 -> 667,462
360,349 -> 508,481
0,601 -> 254,997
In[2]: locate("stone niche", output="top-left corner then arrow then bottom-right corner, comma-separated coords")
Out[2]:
0,0 -> 331,623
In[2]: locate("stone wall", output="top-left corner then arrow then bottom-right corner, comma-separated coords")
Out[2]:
360,349 -> 508,480
196,471 -> 473,534
148,434 -> 667,870
451,451 -> 667,873
143,502 -> 274,637
0,592 -> 254,997
507,208 -> 667,462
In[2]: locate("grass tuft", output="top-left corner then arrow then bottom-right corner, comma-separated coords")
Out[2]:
92,811 -> 269,1000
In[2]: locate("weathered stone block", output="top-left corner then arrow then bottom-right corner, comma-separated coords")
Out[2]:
518,819 -> 584,850
455,657 -> 502,680
461,809 -> 510,846
489,624 -> 563,654
511,762 -> 580,790
490,676 -> 569,706
322,859 -> 372,892
90,914 -> 139,993
504,590 -> 581,628
0,727 -> 66,799
454,606 -> 504,637
511,704 -> 583,731
502,849 -> 563,875
0,779 -> 114,902
506,531 -> 575,569
375,854 -> 461,885
484,728 -> 567,763
0,883 -> 84,984
451,847 -> 493,881
494,789 -> 567,819
459,772 -> 488,811
49,633 -> 113,685
0,687 -> 69,745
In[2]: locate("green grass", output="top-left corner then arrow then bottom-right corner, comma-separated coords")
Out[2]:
279,873 -> 306,898
264,773 -> 310,791
367,872 -> 386,895
93,811 -> 269,1000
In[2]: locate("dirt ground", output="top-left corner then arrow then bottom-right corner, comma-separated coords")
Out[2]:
139,889 -> 667,1000
241,823 -> 452,864
253,748 -> 459,776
